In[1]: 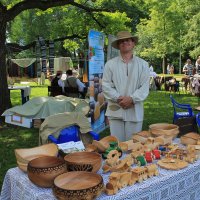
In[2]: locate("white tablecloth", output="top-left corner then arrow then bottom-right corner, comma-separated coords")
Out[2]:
1,140 -> 200,200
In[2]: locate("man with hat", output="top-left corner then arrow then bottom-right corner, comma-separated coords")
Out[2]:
102,31 -> 150,142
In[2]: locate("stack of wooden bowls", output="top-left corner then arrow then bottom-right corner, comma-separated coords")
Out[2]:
15,143 -> 58,172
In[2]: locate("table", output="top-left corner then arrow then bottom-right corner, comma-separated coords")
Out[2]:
1,146 -> 200,200
8,86 -> 31,104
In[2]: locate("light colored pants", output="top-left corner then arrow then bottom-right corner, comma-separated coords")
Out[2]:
109,119 -> 143,142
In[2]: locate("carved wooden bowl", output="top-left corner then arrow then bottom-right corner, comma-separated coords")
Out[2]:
27,156 -> 67,188
64,152 -> 102,173
149,123 -> 179,138
15,143 -> 58,165
53,171 -> 104,200
92,136 -> 119,153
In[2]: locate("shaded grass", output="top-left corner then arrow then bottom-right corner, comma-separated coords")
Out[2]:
0,83 -> 200,190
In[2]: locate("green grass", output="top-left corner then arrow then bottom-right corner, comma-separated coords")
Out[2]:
0,79 -> 200,190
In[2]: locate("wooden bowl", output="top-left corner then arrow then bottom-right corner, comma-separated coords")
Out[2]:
53,171 -> 104,200
64,152 -> 102,173
92,136 -> 118,153
180,132 -> 200,145
27,156 -> 67,188
149,123 -> 179,138
15,143 -> 58,165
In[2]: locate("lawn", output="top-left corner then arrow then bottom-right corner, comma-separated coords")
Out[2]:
0,79 -> 200,190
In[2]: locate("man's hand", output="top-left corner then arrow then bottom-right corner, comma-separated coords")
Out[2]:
117,96 -> 134,109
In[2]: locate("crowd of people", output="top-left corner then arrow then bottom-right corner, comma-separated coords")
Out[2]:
50,69 -> 87,99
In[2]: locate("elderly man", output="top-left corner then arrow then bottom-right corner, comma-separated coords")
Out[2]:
102,31 -> 150,141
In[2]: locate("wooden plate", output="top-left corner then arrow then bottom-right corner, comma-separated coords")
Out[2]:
157,158 -> 188,170
53,171 -> 104,200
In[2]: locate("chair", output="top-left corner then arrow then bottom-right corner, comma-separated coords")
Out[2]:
170,95 -> 194,123
48,86 -> 63,97
48,125 -> 99,144
64,87 -> 80,98
196,113 -> 200,127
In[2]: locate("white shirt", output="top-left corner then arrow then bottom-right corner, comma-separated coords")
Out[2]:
58,79 -> 65,93
102,55 -> 150,122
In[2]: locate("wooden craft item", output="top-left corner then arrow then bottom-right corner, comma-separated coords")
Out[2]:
94,102 -> 100,121
53,171 -> 104,200
154,135 -> 173,145
104,150 -> 120,167
64,151 -> 102,173
27,156 -> 67,188
111,159 -> 130,172
119,142 -> 128,152
132,135 -> 147,144
85,144 -> 98,152
130,167 -> 147,183
126,141 -> 143,151
145,164 -> 159,177
143,142 -> 159,152
137,131 -> 150,138
97,92 -> 105,106
149,123 -> 179,138
180,132 -> 200,145
157,158 -> 188,170
15,143 -> 58,172
15,143 -> 58,164
92,136 -> 118,153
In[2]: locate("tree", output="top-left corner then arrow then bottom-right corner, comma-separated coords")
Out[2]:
0,0 -> 114,117
135,0 -> 186,73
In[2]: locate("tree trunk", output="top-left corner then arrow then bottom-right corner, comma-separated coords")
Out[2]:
0,20 -> 11,118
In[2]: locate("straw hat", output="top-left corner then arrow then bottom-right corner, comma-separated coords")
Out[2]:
111,31 -> 138,49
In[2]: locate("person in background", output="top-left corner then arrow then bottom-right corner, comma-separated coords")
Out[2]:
195,59 -> 200,75
167,63 -> 171,74
102,30 -> 150,142
195,56 -> 200,68
170,64 -> 174,74
183,59 -> 194,76
65,69 -> 86,98
51,71 -> 65,93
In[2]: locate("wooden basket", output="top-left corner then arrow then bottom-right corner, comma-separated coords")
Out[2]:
149,123 -> 179,138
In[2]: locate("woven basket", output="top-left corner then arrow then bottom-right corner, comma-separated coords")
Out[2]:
149,123 -> 179,138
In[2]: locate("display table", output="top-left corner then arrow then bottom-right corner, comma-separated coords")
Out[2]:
1,158 -> 200,200
8,86 -> 31,104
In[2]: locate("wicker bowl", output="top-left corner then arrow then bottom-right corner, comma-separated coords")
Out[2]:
53,171 -> 104,200
27,156 -> 67,188
92,136 -> 118,153
149,123 -> 179,138
15,143 -> 58,165
64,151 -> 102,173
